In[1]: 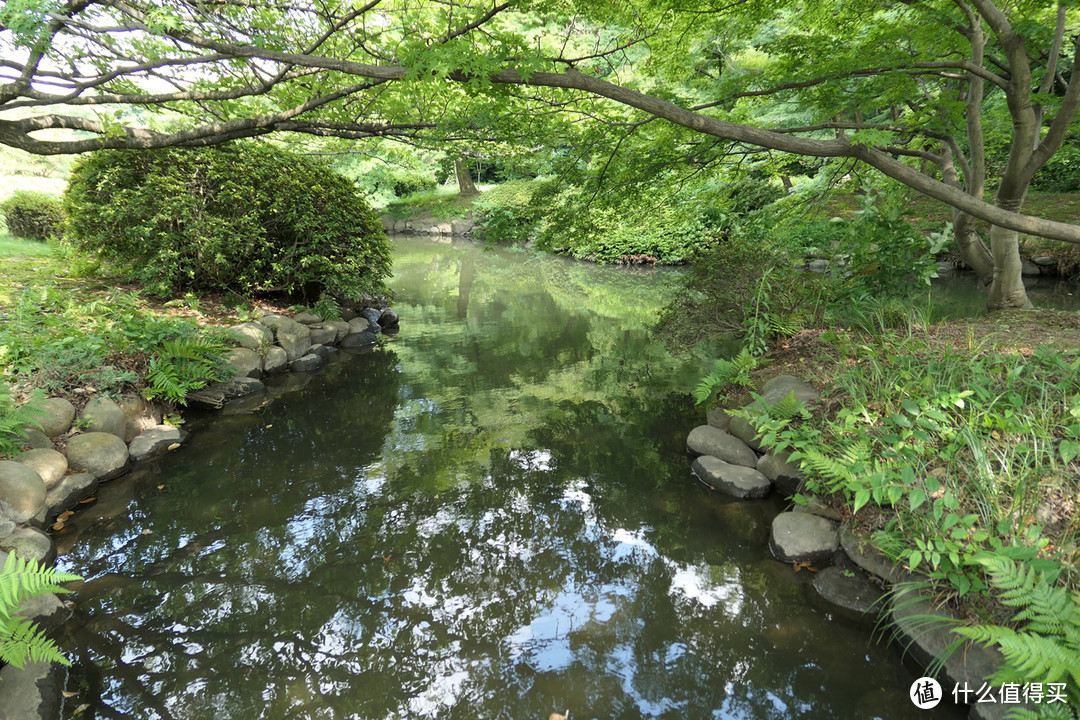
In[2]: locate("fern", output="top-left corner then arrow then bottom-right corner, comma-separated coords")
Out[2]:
0,384 -> 46,459
0,553 -> 82,669
952,557 -> 1080,717
142,335 -> 231,404
693,348 -> 760,404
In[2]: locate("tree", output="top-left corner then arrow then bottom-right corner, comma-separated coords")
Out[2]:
1,0 -> 1077,308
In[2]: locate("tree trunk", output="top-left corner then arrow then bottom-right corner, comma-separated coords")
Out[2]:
952,211 -> 994,285
986,195 -> 1034,310
455,158 -> 479,196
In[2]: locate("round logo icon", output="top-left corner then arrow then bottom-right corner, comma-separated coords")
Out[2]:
910,677 -> 943,709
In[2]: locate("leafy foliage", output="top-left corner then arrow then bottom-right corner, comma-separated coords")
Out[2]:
0,553 -> 81,669
693,348 -> 759,404
473,179 -> 546,245
0,384 -> 45,459
143,336 -> 233,405
64,142 -> 392,301
952,557 -> 1080,719
0,190 -> 63,242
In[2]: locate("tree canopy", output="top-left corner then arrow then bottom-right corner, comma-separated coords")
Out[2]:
2,0 -> 1078,307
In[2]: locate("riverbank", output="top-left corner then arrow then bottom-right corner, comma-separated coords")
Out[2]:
689,309 -> 1080,715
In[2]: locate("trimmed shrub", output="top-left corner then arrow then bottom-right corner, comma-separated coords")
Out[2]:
0,190 -> 63,241
63,143 -> 392,300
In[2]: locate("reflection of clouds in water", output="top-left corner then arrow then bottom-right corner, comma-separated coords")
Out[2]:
667,563 -> 744,616
509,448 -> 555,471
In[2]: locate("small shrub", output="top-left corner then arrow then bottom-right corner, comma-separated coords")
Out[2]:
474,179 -> 545,244
64,142 -> 392,301
0,190 -> 63,242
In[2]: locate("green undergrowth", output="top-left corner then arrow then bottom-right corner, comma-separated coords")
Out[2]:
733,321 -> 1079,714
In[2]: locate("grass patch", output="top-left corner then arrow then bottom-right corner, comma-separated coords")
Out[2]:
383,185 -> 485,221
0,233 -> 51,258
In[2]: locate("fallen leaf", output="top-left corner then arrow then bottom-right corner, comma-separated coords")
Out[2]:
793,561 -> 819,573
157,485 -> 165,490
383,556 -> 391,561
51,521 -> 65,531
74,704 -> 90,715
62,691 -> 78,698
58,510 -> 74,521
79,497 -> 96,504
167,443 -> 181,451
141,529 -> 152,535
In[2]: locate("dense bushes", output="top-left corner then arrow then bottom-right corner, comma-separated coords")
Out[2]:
0,190 -> 63,241
64,142 -> 392,300
473,179 -> 546,244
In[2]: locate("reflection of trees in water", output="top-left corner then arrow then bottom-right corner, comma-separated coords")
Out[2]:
58,240 -> 943,720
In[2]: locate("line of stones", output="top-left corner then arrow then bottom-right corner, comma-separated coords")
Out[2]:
0,304 -> 399,720
686,375 -> 1009,720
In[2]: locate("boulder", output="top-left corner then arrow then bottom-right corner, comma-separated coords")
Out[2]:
1032,255 -> 1056,267
361,307 -> 382,325
118,395 -> 162,443
185,377 -> 265,410
729,376 -> 819,451
451,218 -> 475,235
0,660 -> 67,720
339,307 -> 357,322
65,432 -> 129,481
890,586 -> 1004,693
307,324 -> 338,346
228,321 -> 273,349
15,450 -> 67,490
128,425 -> 183,462
16,428 -> 52,450
28,398 -> 75,438
45,472 -> 97,521
839,530 -> 923,586
393,218 -> 407,232
685,425 -> 757,467
293,311 -> 322,324
339,331 -> 379,349
307,344 -> 332,360
757,451 -> 805,497
1021,260 -> 1041,276
810,566 -> 884,625
792,495 -> 842,522
378,307 -> 400,328
262,346 -> 288,376
348,316 -> 378,335
324,320 -> 352,344
80,396 -> 126,439
769,511 -> 838,565
692,456 -> 772,499
275,323 -> 312,361
289,353 -> 324,373
0,462 -> 47,523
705,407 -> 731,431
0,527 -> 55,567
225,347 -> 263,379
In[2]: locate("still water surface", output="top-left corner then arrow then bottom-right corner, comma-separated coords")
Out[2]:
58,237 -> 966,719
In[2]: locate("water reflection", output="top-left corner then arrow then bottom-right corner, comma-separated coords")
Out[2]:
57,237 -> 964,719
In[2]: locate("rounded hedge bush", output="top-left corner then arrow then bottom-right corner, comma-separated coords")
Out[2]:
1,190 -> 64,241
63,142 -> 392,300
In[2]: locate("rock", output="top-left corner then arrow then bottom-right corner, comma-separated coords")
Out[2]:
79,397 -> 126,439
1032,255 -> 1056,267
451,218 -> 475,235
27,398 -> 75,438
225,347 -> 263,379
45,472 -> 97,520
808,258 -> 830,272
339,331 -> 379,349
15,450 -> 67,490
1021,260 -> 1041,276
275,323 -> 312,361
0,527 -> 55,567
289,353 -> 324,373
937,260 -> 956,275
262,346 -> 288,376
392,218 -> 407,232
339,308 -> 357,322
730,375 -> 819,451
810,566 -> 884,625
378,307 -> 400,328
228,322 -> 273,349
361,307 -> 382,325
685,425 -> 757,467
65,432 -> 129,481
0,660 -> 67,720
692,456 -> 772,499
293,311 -> 322,324
890,586 -> 1004,692
17,428 -> 52,450
128,425 -> 182,462
308,344 -> 332,360
705,407 -> 731,431
324,320 -> 351,344
839,530 -> 923,585
15,589 -> 70,633
379,215 -> 394,231
186,377 -> 265,409
757,452 -> 804,497
792,495 -> 842,522
435,223 -> 452,236
348,316 -> 378,335
307,324 -> 338,346
118,396 -> 161,443
769,511 -> 838,565
0,462 -> 47,523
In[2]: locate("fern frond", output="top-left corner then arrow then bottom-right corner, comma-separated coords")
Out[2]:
0,617 -> 71,668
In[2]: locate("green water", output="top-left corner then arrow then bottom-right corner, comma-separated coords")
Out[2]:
57,237 -> 965,720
